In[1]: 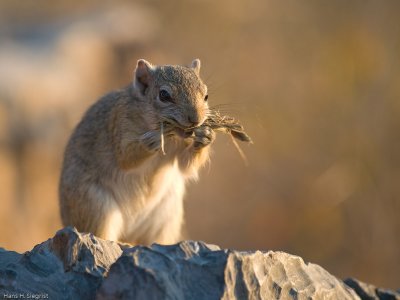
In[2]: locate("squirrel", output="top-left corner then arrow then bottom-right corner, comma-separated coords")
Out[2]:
59,59 -> 214,245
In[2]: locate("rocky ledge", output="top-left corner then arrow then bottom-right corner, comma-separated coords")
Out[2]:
0,227 -> 398,300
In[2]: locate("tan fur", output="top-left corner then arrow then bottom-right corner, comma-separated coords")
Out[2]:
59,59 -> 214,245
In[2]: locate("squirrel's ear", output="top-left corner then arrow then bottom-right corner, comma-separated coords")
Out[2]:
190,58 -> 201,75
134,59 -> 154,95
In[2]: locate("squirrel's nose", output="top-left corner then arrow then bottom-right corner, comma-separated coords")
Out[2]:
187,116 -> 201,127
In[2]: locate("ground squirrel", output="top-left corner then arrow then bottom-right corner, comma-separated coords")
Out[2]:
59,59 -> 214,245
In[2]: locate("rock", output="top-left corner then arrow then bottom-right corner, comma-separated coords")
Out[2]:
0,227 -> 399,300
97,242 -> 358,300
344,278 -> 400,300
0,227 -> 122,300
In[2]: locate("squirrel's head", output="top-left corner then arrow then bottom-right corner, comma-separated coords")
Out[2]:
133,59 -> 209,129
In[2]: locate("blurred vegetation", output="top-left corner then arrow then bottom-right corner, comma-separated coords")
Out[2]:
0,0 -> 399,289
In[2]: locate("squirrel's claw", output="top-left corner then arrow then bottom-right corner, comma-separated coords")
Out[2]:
192,125 -> 215,150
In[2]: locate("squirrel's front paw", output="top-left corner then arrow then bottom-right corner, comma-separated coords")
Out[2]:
193,125 -> 215,151
141,131 -> 161,152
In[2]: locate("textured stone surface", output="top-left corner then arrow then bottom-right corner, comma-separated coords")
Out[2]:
344,278 -> 400,300
0,227 -> 399,300
0,227 -> 122,300
97,242 -> 358,300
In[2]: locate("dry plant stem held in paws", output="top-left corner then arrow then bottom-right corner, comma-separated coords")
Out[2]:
161,109 -> 252,158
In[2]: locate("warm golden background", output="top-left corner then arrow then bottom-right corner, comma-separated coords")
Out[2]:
0,0 -> 399,289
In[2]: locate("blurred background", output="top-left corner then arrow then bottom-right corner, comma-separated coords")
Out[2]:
0,0 -> 399,289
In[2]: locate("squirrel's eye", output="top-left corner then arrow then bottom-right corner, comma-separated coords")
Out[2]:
204,94 -> 209,102
159,90 -> 173,102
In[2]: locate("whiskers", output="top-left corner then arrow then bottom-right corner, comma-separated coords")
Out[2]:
160,115 -> 179,127
208,104 -> 236,114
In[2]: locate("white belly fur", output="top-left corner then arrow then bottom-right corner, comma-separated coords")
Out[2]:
111,157 -> 186,244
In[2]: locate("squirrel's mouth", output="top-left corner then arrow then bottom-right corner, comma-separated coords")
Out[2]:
161,117 -> 196,138
161,116 -> 199,130
174,127 -> 194,138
